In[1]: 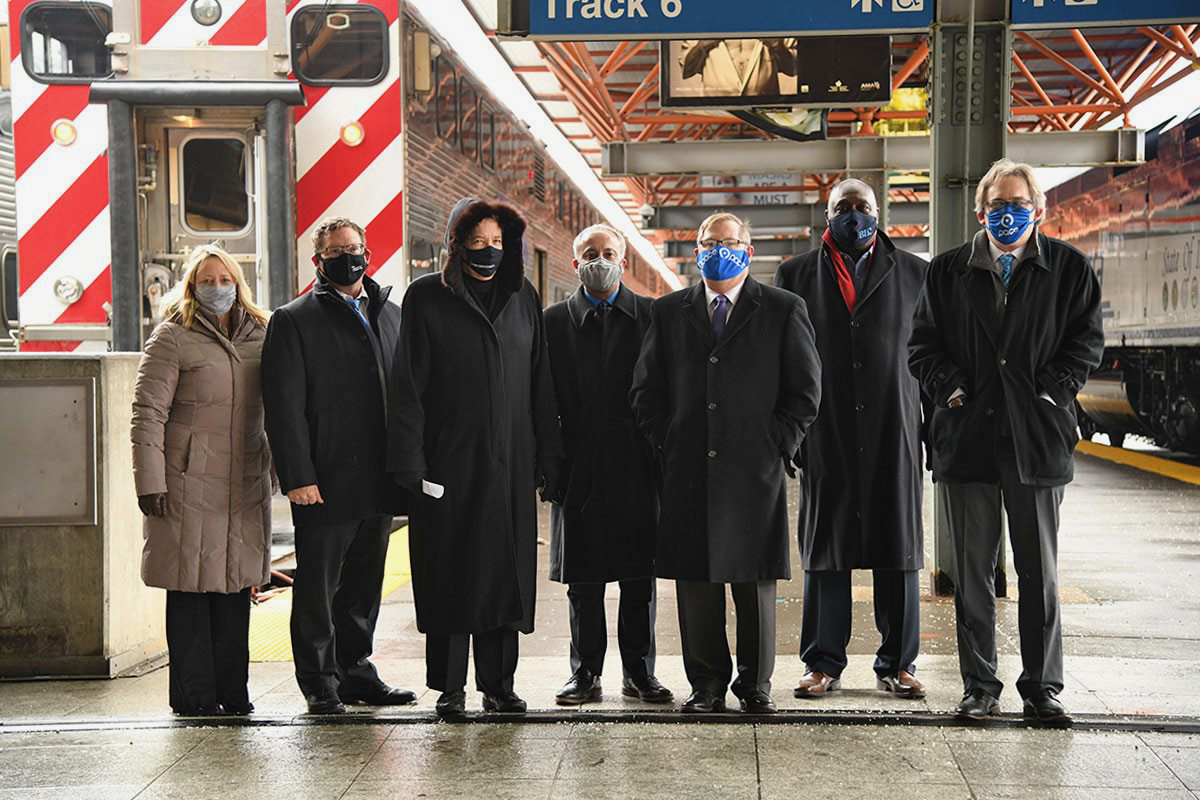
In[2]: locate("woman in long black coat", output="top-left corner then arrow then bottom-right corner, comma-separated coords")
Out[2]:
387,198 -> 562,717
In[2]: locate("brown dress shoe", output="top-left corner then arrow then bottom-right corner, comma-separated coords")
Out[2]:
793,671 -> 841,698
877,670 -> 926,699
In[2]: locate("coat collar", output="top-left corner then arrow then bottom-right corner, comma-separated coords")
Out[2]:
567,283 -> 636,327
314,273 -> 392,317
682,275 -> 763,351
192,306 -> 253,361
966,228 -> 1049,273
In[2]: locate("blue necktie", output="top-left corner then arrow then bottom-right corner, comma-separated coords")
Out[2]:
712,294 -> 730,338
348,296 -> 379,356
999,253 -> 1016,291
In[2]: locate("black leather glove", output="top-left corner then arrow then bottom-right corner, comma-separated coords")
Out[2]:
393,471 -> 424,494
538,458 -> 567,505
138,493 -> 168,517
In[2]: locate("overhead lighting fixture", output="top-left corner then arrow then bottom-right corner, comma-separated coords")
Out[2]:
407,0 -> 681,291
191,0 -> 222,26
50,119 -> 77,146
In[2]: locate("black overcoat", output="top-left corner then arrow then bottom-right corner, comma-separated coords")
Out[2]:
774,233 -> 927,572
261,274 -> 404,527
908,230 -> 1103,487
387,201 -> 563,636
545,285 -> 657,584
630,277 -> 822,583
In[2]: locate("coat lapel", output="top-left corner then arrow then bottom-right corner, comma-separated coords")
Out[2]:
713,276 -> 762,353
853,236 -> 898,313
958,268 -> 1001,346
681,281 -> 715,347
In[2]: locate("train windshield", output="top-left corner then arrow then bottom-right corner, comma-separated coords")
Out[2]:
291,5 -> 388,86
21,2 -> 112,83
180,137 -> 249,234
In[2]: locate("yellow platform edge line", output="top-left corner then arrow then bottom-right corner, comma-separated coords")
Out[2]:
248,526 -> 411,663
1076,440 -> 1200,488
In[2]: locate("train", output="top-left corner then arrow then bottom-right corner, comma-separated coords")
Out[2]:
1044,113 -> 1200,454
0,0 -> 669,352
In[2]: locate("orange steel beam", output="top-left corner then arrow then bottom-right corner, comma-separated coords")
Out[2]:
600,41 -> 650,78
597,41 -> 629,77
565,41 -> 630,141
1077,35 -> 1159,128
1069,29 -> 1130,125
537,43 -> 618,140
618,64 -> 661,118
1011,103 -> 1122,115
891,41 -> 930,91
1009,79 -> 1069,131
1015,32 -> 1121,103
1090,25 -> 1199,129
1170,24 -> 1198,58
1137,26 -> 1200,65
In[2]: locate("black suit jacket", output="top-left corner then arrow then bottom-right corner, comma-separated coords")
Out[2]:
261,275 -> 404,526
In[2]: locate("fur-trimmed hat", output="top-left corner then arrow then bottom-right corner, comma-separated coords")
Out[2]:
442,197 -> 527,297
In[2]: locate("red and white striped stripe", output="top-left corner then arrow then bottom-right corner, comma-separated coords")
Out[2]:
139,0 -> 268,47
290,0 -> 405,295
10,0 -> 111,351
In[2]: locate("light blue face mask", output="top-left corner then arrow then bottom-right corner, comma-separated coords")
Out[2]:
985,204 -> 1035,246
697,245 -> 750,281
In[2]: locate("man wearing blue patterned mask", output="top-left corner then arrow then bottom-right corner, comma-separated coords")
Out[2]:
632,212 -> 822,715
909,159 -> 1103,725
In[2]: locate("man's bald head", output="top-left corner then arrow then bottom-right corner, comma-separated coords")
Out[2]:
827,179 -> 879,218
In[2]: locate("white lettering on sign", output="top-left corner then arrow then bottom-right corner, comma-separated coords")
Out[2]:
852,0 -> 884,12
892,0 -> 923,10
547,0 -> 677,18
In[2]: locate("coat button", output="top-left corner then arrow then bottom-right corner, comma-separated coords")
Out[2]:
709,356 -> 719,364
850,321 -> 860,328
985,408 -> 994,416
360,334 -> 368,341
999,358 -> 1007,366
707,402 -> 717,410
855,403 -> 864,412
937,371 -> 946,379
852,361 -> 862,370
707,450 -> 717,458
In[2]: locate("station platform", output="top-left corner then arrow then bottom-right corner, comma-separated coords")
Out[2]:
1,447 -> 1198,798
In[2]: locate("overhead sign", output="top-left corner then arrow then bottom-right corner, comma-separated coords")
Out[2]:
497,0 -> 934,40
1012,0 -> 1200,28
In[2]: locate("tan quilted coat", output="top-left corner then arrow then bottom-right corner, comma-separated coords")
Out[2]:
131,307 -> 272,593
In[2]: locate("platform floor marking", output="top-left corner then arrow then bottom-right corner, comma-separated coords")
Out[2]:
1076,440 -> 1200,488
248,526 -> 411,663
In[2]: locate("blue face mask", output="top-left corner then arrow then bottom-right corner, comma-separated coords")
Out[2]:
985,204 -> 1035,246
828,210 -> 877,254
697,245 -> 750,281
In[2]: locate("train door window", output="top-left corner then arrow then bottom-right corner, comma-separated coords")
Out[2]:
1,246 -> 17,333
459,79 -> 479,162
435,58 -> 458,145
535,248 -> 548,305
180,137 -> 250,234
20,2 -> 112,83
480,103 -> 495,171
291,5 -> 388,86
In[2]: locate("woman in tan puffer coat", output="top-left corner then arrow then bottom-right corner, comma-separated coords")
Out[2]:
131,244 -> 272,716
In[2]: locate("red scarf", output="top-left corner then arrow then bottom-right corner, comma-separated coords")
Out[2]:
822,227 -> 872,312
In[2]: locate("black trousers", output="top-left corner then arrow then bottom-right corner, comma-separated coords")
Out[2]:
291,515 -> 391,698
799,569 -> 921,680
425,627 -> 519,695
676,579 -> 776,698
567,578 -> 656,680
165,589 -> 251,713
942,443 -> 1065,700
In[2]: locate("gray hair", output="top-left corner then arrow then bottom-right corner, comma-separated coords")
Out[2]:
696,211 -> 752,247
975,158 -> 1046,213
572,223 -> 626,259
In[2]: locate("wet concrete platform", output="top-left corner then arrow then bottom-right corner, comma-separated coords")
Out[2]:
1,449 -> 1199,797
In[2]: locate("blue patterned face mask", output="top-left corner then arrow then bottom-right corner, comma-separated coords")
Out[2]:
697,246 -> 750,281
985,204 -> 1035,246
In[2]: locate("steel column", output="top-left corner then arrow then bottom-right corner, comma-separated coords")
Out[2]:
106,99 -> 140,352
265,99 -> 297,309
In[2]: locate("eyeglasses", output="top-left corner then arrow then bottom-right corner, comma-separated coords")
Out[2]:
699,238 -> 746,250
319,243 -> 366,257
983,199 -> 1035,213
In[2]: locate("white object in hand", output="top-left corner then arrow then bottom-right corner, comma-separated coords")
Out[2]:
421,479 -> 445,499
1038,392 -> 1056,406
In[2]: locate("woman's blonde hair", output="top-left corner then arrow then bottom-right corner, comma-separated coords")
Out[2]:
159,244 -> 270,329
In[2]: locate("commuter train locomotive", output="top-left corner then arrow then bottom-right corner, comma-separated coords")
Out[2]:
1,0 -> 667,351
1044,114 -> 1200,454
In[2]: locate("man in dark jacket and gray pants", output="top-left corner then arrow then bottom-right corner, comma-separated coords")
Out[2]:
545,223 -> 672,707
775,178 -> 929,702
632,212 -> 822,714
909,159 -> 1103,723
262,217 -> 414,714
387,198 -> 563,719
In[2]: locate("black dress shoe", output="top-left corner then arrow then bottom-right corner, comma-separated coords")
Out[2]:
556,670 -> 602,705
436,690 -> 467,719
305,694 -> 346,715
482,691 -> 527,713
221,701 -> 254,716
621,675 -> 674,704
955,690 -> 1000,721
173,705 -> 225,716
738,691 -> 778,714
1023,690 -> 1071,724
340,686 -> 418,706
681,690 -> 726,713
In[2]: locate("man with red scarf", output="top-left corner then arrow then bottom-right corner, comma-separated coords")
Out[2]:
774,179 -> 929,701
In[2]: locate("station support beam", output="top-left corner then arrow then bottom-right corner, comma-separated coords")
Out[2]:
106,99 -> 140,353
648,202 -> 930,231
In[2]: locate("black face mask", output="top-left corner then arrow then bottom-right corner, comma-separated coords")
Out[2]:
466,246 -> 503,278
828,210 -> 878,254
319,252 -> 368,287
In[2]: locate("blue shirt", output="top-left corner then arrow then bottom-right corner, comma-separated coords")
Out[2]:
583,283 -> 620,308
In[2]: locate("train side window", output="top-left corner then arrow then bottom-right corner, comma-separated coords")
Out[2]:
480,103 -> 495,171
291,5 -> 388,86
1,247 -> 17,333
460,79 -> 479,163
434,57 -> 458,145
20,2 -> 112,84
180,137 -> 250,234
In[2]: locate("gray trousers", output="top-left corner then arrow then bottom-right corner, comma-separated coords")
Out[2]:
676,579 -> 776,698
942,446 -> 1066,700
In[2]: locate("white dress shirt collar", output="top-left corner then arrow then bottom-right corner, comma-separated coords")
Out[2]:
703,277 -> 747,318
